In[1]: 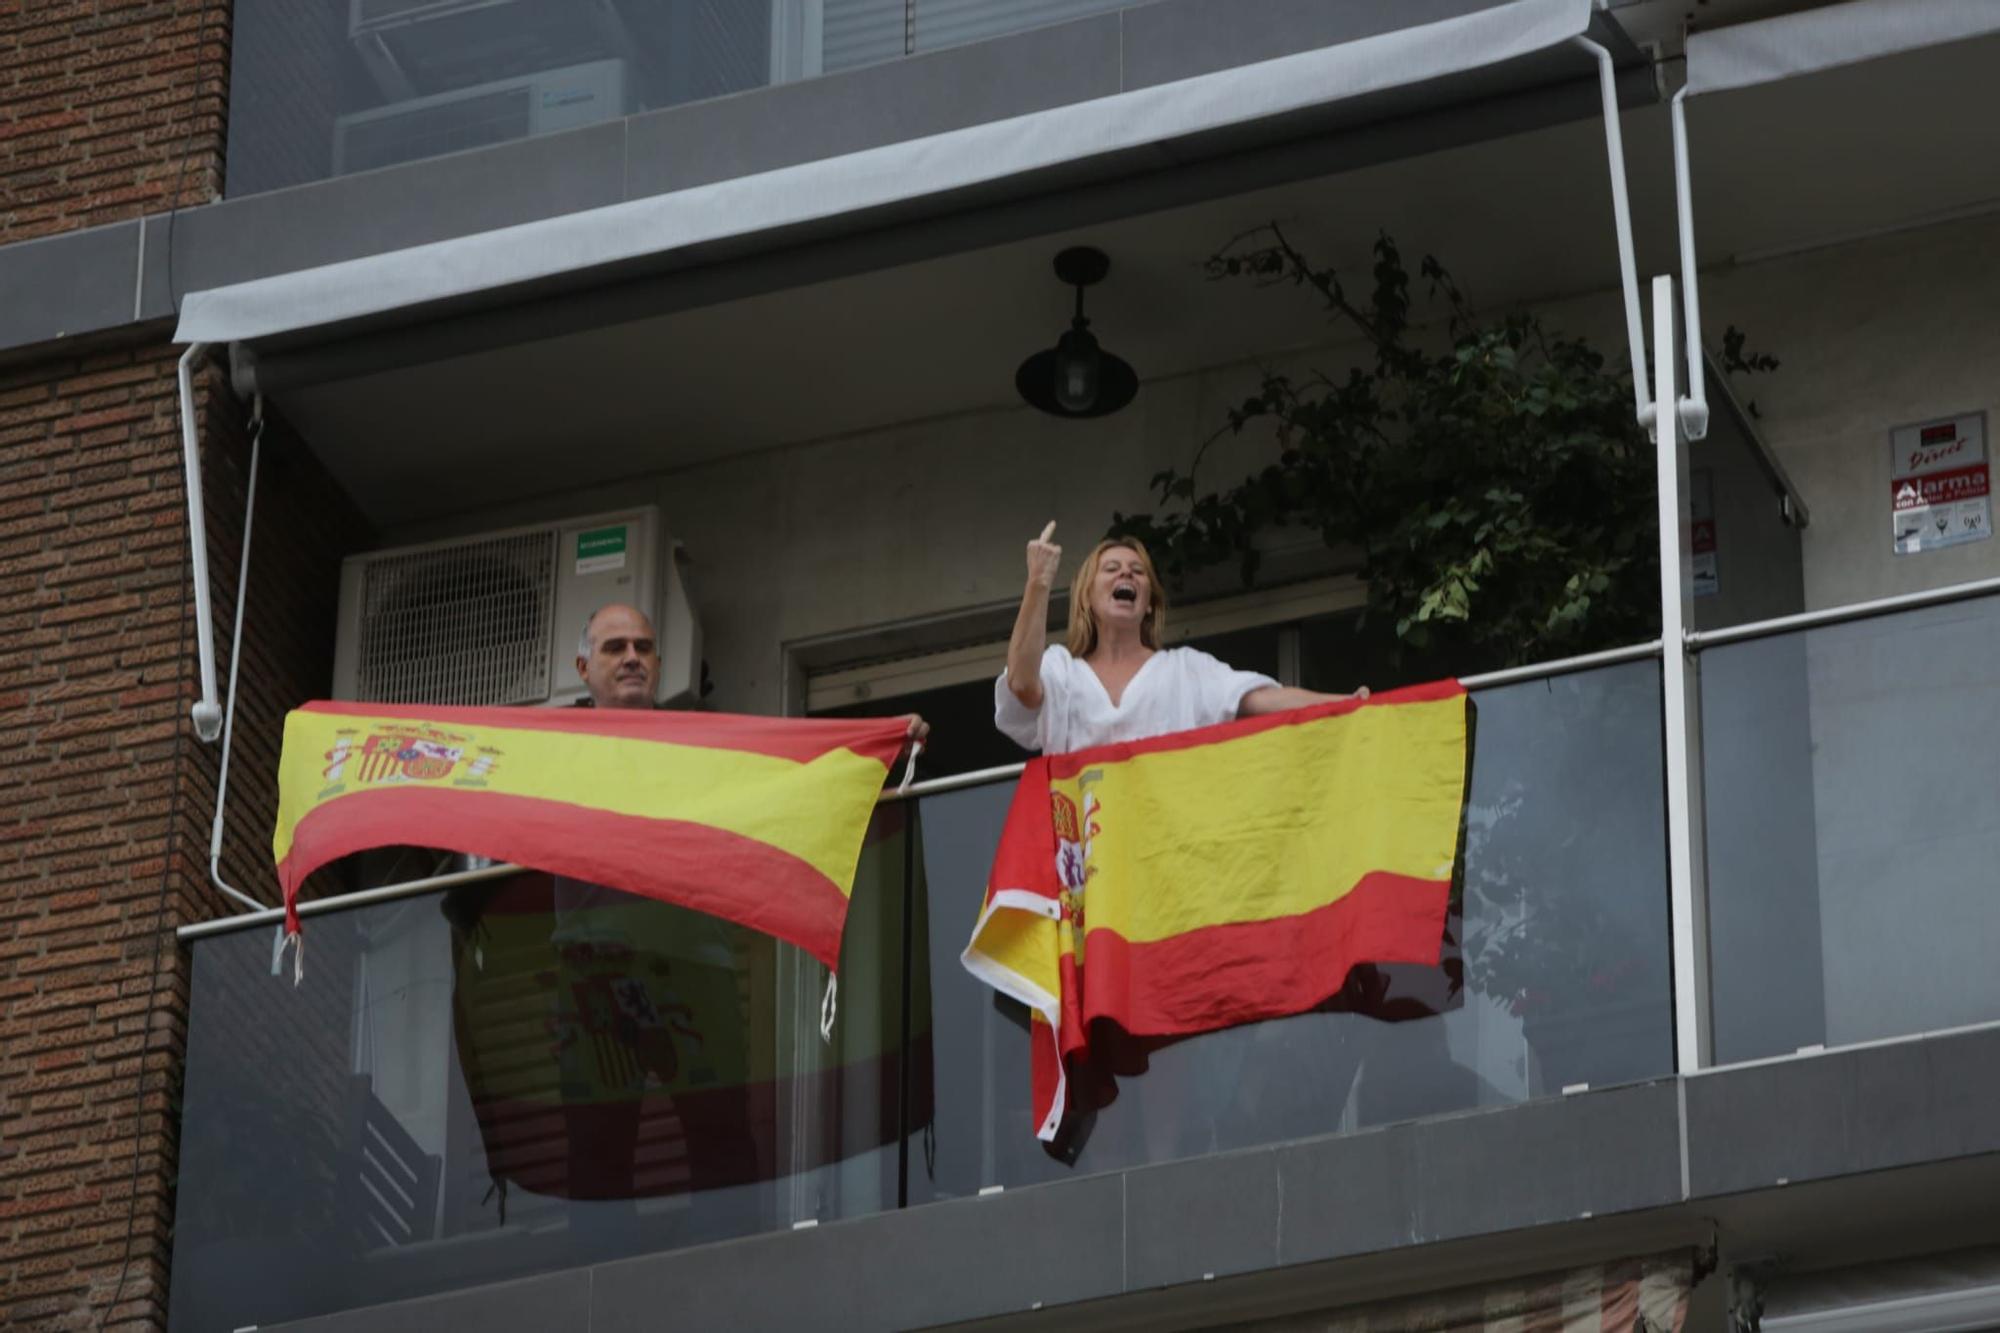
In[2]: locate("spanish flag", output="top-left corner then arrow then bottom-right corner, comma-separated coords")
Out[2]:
961,681 -> 1472,1141
273,702 -> 909,968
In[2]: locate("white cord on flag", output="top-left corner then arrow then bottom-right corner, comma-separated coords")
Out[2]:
819,971 -> 838,1043
897,741 -> 923,796
282,930 -> 304,987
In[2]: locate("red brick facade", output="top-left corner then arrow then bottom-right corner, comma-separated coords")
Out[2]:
0,0 -> 229,245
0,345 -> 366,1329
1,4 -> 373,1324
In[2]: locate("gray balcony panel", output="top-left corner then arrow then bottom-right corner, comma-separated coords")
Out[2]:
155,118 -> 628,300
267,1268 -> 590,1333
1925,1029 -> 2000,1162
1275,1082 -> 1682,1268
1412,1082 -> 1683,1241
0,221 -> 141,353
587,1173 -> 1125,1332
1685,1027 -> 2000,1198
624,15 -> 1122,200
1275,1123 -> 1425,1265
1123,1147 -> 1283,1290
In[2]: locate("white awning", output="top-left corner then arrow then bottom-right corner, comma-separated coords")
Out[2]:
1684,0 -> 2000,99
174,0 -> 1598,348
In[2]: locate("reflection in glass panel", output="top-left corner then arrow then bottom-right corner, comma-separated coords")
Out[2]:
169,805 -> 910,1331
229,1 -> 829,196
909,661 -> 1672,1198
225,0 -> 1142,196
1704,594 -> 2000,1063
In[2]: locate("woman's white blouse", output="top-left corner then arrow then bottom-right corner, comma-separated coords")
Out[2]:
995,645 -> 1279,754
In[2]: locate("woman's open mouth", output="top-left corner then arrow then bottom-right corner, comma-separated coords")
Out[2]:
1111,584 -> 1138,605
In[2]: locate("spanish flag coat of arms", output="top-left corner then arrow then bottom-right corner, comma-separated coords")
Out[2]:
962,681 -> 1473,1142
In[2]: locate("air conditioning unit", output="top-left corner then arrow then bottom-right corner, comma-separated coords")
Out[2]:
332,59 -> 628,178
333,506 -> 701,709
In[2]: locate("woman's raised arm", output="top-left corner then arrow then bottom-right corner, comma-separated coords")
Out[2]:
1005,521 -> 1062,709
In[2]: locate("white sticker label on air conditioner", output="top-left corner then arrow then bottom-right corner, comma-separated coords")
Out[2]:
576,525 -> 628,574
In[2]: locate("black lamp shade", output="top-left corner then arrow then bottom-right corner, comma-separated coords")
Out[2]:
1016,246 -> 1139,418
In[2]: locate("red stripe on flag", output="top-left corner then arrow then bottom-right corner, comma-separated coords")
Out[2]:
279,788 -> 854,967
1075,869 -> 1452,1038
300,700 -> 906,767
1045,679 -> 1466,779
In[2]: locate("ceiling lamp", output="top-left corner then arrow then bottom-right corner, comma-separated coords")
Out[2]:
1015,246 -> 1138,418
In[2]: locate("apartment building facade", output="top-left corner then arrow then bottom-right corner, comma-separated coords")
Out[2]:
6,0 -> 2000,1328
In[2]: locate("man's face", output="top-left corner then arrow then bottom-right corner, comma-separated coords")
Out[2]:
577,605 -> 660,709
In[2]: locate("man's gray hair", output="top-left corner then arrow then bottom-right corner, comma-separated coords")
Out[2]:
577,609 -> 600,660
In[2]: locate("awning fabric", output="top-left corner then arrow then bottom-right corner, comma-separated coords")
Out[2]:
1684,0 -> 2000,98
1292,1250 -> 1696,1332
174,0 -> 1596,347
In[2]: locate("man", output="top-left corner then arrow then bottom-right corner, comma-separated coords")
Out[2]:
576,602 -> 928,743
575,602 -> 666,710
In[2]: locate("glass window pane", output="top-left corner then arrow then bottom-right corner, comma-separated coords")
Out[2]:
1178,624 -> 1280,680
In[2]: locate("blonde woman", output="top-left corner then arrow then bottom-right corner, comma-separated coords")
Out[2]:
996,522 -> 1363,753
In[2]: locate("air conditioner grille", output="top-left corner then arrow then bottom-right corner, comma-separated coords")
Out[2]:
355,530 -> 557,705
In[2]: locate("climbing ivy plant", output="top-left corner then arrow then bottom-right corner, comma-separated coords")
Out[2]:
1115,225 -> 1760,669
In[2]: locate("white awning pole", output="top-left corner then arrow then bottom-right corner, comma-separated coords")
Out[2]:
1572,35 -> 1655,438
1671,86 -> 1711,441
176,342 -> 225,742
1653,273 -> 1711,1073
208,393 -> 271,914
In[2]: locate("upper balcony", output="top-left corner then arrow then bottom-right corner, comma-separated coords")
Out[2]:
227,0 -> 1153,197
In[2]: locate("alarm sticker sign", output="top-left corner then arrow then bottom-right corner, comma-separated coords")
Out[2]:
1891,412 -> 1989,556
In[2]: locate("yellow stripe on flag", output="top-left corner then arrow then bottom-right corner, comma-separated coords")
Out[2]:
1058,692 -> 1465,944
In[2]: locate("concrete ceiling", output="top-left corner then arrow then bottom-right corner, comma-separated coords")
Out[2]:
277,25 -> 2000,526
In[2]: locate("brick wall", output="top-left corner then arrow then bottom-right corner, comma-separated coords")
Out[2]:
0,345 -> 369,1330
0,0 -> 230,244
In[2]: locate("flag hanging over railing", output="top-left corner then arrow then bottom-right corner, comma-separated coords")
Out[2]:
961,681 -> 1473,1142
273,702 -> 908,969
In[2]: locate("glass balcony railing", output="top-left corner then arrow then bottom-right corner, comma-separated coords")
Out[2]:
1703,590 -> 2000,1064
167,806 -> 918,1332
226,0 -> 1135,197
913,659 -> 1675,1197
169,658 -> 1676,1329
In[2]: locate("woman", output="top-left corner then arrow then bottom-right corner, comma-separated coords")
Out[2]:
996,521 -> 1362,753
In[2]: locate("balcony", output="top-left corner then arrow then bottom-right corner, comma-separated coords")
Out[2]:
170,651 -> 1678,1330
167,582 -> 2000,1330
